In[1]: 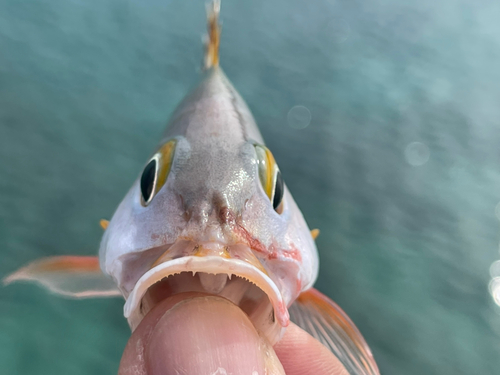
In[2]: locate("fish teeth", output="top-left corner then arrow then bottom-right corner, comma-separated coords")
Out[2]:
199,273 -> 228,294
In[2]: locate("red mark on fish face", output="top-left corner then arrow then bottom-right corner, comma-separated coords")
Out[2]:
231,216 -> 302,263
233,220 -> 268,255
220,207 -> 269,254
267,243 -> 302,263
219,206 -> 302,264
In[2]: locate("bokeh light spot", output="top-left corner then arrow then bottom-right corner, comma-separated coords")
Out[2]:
404,142 -> 430,166
489,277 -> 500,306
287,105 -> 312,130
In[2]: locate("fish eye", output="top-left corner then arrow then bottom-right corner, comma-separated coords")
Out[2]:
140,159 -> 157,204
140,139 -> 177,206
254,144 -> 284,214
273,170 -> 284,212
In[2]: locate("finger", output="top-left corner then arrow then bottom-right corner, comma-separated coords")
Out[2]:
274,322 -> 349,375
119,293 -> 285,375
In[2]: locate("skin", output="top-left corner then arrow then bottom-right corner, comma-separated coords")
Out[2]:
118,293 -> 348,375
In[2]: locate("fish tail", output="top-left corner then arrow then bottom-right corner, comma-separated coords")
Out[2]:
204,0 -> 221,70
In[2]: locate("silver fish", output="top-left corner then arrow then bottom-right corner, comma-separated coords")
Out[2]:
4,2 -> 379,374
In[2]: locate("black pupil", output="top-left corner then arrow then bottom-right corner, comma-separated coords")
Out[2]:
140,159 -> 156,203
273,170 -> 284,210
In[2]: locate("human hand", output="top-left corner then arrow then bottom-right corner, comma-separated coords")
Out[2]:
118,293 -> 348,375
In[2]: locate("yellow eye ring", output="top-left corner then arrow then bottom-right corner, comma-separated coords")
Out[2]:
254,143 -> 284,214
140,139 -> 177,205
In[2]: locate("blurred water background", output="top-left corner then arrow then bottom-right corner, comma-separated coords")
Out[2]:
1,0 -> 500,374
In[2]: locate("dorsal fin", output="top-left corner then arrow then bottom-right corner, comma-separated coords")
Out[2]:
204,0 -> 221,70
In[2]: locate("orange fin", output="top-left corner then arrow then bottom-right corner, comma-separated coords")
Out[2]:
100,219 -> 109,230
311,228 -> 320,240
3,256 -> 122,298
289,288 -> 380,375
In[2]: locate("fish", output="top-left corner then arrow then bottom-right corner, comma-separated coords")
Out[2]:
4,2 -> 379,374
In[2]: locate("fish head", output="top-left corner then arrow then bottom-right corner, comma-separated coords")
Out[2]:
99,68 -> 319,344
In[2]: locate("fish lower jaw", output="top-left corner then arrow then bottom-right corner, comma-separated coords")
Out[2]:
123,256 -> 287,345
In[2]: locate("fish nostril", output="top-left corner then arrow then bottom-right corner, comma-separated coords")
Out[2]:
178,194 -> 192,221
218,206 -> 235,225
183,210 -> 191,221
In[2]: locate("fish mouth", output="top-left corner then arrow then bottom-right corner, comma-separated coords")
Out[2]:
123,242 -> 288,345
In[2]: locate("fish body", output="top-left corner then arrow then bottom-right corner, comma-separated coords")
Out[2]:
100,67 -> 318,341
4,2 -> 379,374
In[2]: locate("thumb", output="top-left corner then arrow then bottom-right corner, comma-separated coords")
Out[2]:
119,293 -> 285,375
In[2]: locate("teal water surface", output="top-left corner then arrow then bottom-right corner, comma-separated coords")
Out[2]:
1,0 -> 500,374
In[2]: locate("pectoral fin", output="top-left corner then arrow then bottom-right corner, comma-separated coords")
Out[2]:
289,288 -> 379,375
310,229 -> 320,240
3,256 -> 122,298
100,219 -> 109,230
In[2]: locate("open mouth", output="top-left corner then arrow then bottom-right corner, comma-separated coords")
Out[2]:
123,251 -> 288,345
